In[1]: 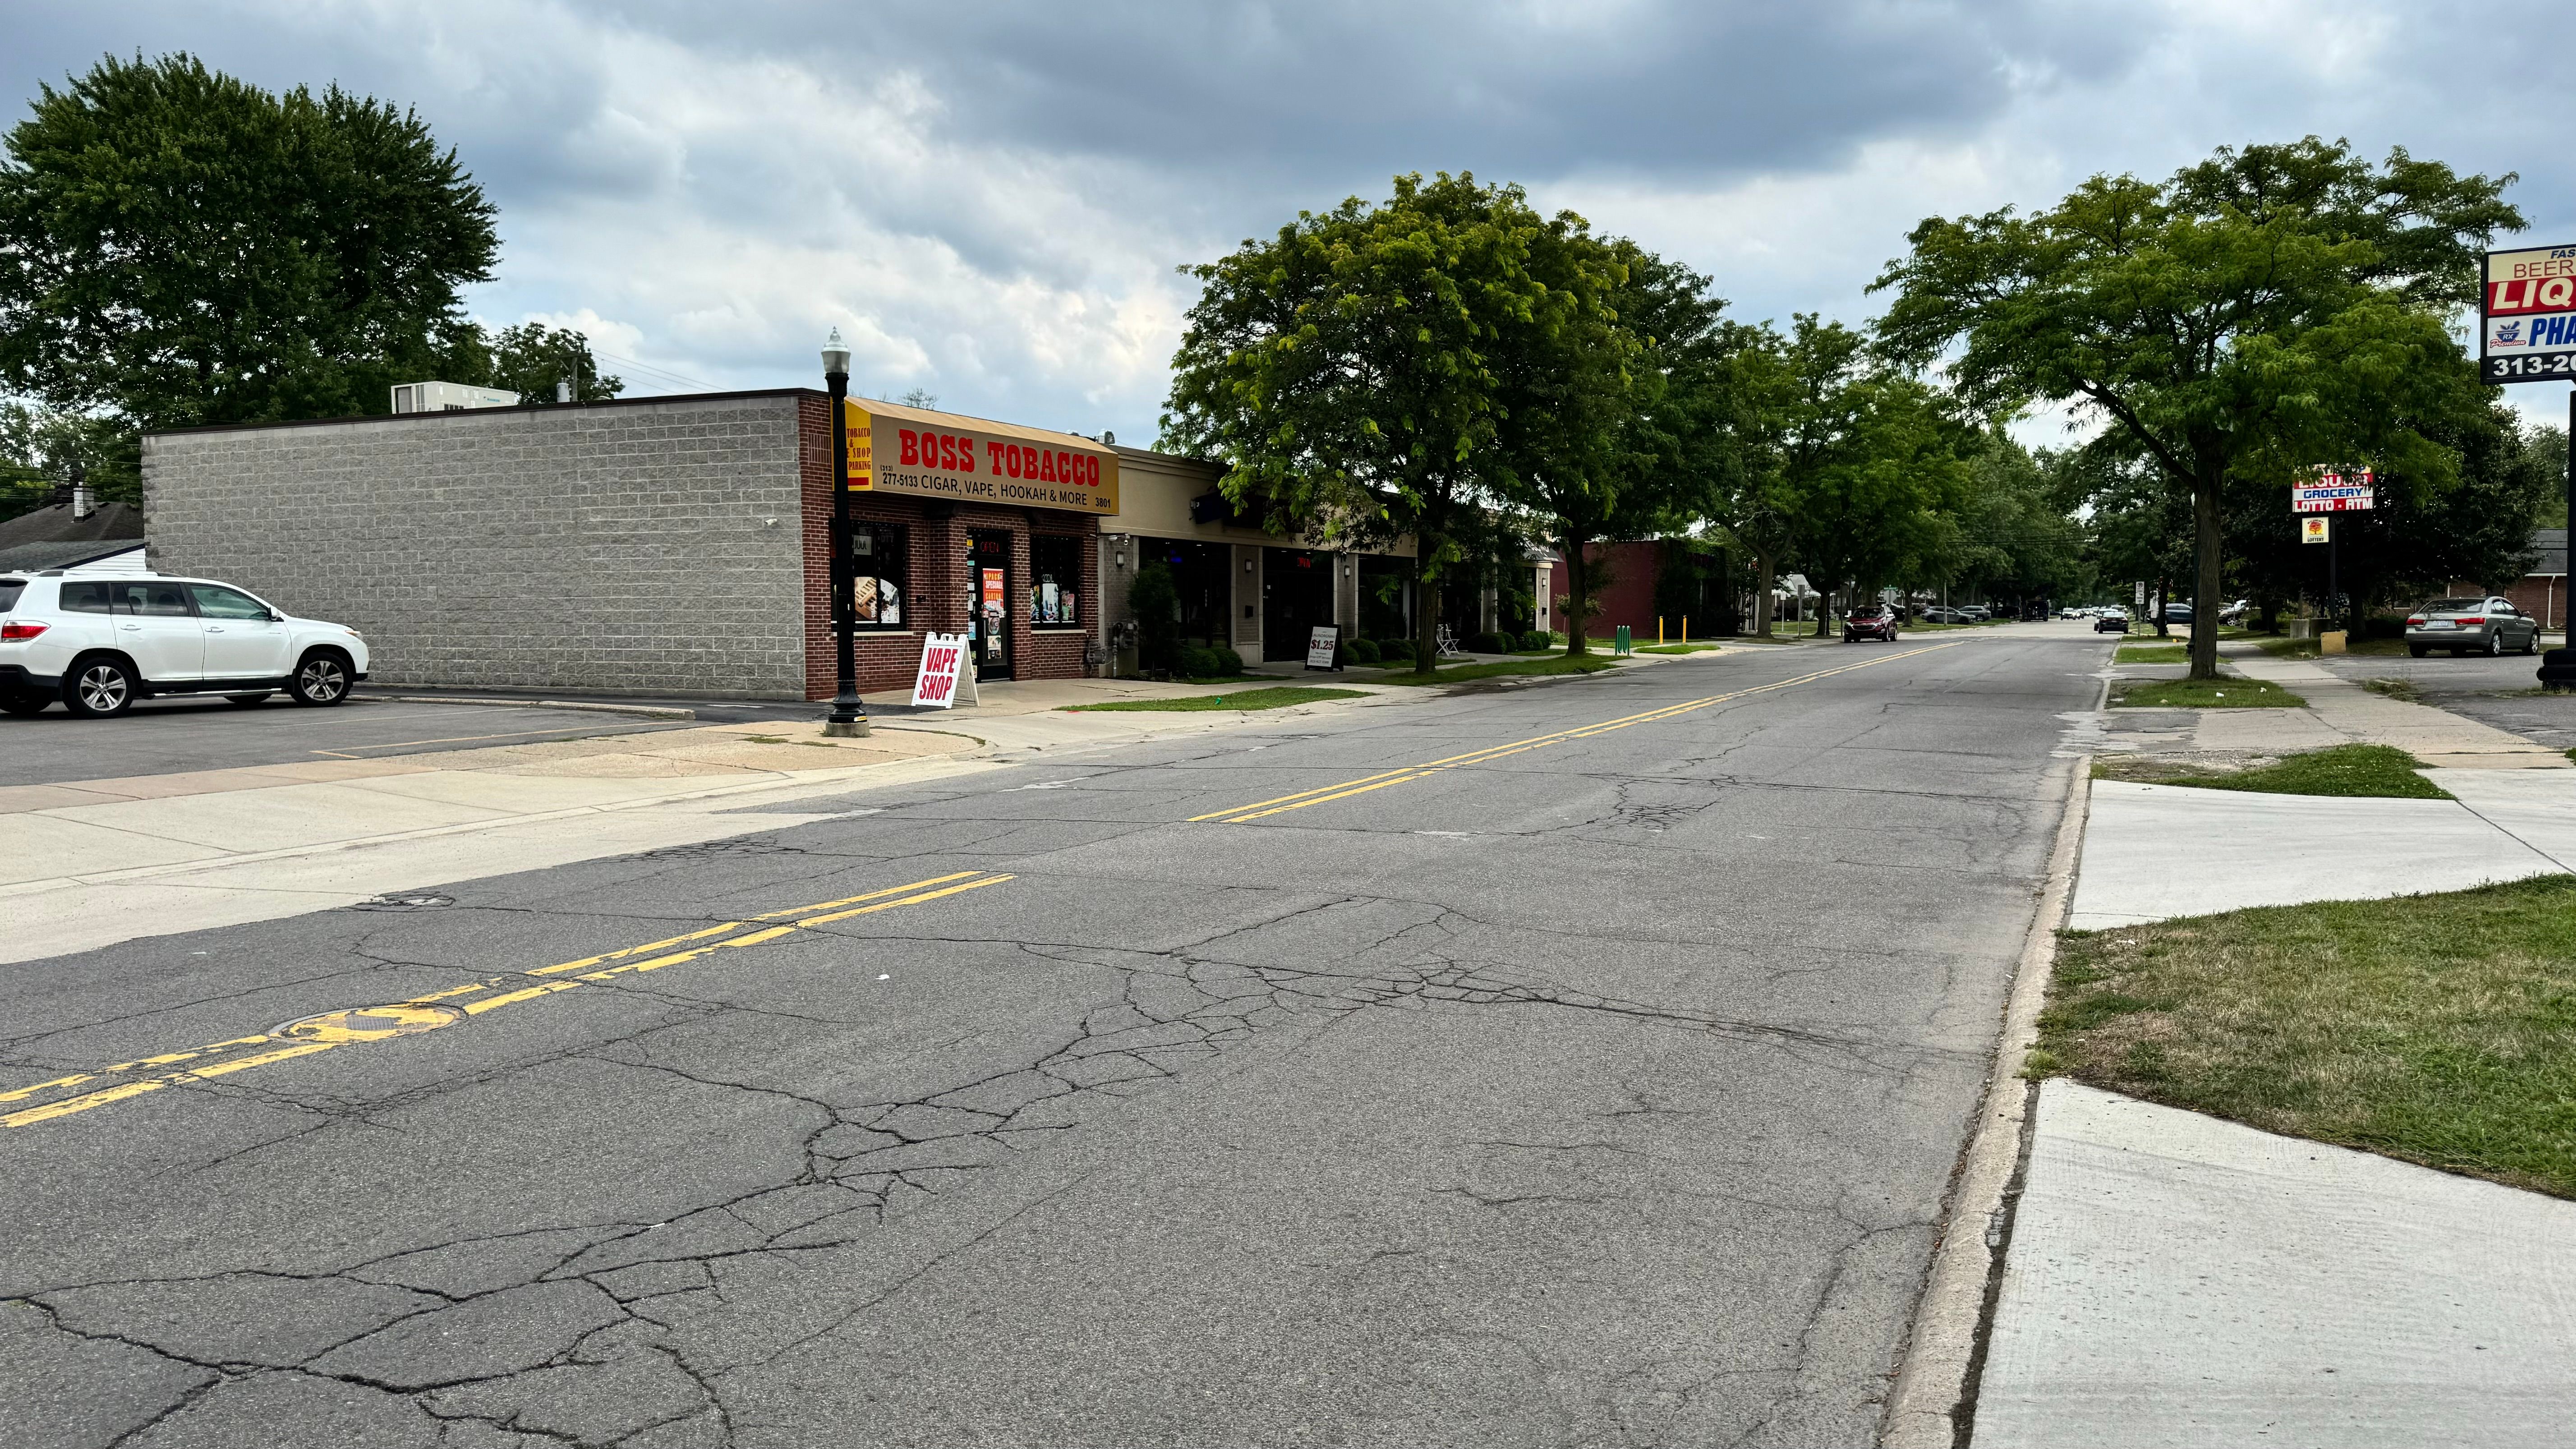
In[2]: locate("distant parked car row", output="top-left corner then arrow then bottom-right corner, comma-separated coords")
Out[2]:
0,570 -> 368,718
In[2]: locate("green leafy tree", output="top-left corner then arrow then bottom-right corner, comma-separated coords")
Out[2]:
2229,402 -> 2552,621
1874,137 -> 2518,678
0,53 -> 499,431
439,322 -> 624,404
0,399 -> 138,519
1161,172 -> 1563,675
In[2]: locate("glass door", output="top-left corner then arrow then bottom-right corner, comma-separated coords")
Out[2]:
966,532 -> 1014,681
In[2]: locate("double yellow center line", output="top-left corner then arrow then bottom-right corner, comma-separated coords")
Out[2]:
1188,641 -> 1964,824
0,870 -> 1014,1131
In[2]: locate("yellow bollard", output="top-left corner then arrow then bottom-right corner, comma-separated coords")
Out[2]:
1683,615 -> 1689,642
1658,616 -> 1665,644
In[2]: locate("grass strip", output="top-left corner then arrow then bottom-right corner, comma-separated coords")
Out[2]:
2028,876 -> 2576,1198
2361,677 -> 2423,703
2092,743 -> 2449,799
1631,642 -> 1723,655
1372,655 -> 1628,686
2111,677 -> 2306,708
1063,686 -> 1367,713
2116,644 -> 2187,664
2255,633 -> 2409,660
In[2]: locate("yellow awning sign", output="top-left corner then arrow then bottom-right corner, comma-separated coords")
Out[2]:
842,397 -> 1119,516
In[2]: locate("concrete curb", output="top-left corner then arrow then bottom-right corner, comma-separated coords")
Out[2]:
1881,743 -> 2094,1446
375,695 -> 696,721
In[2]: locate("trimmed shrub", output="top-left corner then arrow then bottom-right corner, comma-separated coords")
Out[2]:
1176,644 -> 1220,679
1343,638 -> 1381,665
1211,645 -> 1245,676
1521,630 -> 1552,651
1468,630 -> 1509,653
1377,639 -> 1416,665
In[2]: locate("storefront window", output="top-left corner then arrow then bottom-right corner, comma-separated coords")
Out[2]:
1029,534 -> 1083,628
850,523 -> 907,628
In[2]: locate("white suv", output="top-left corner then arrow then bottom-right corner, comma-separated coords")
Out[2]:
0,571 -> 370,718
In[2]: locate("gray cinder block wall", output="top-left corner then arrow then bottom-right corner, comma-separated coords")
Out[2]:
143,392 -> 812,698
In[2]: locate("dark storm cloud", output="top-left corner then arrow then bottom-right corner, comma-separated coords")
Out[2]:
590,0 -> 2158,190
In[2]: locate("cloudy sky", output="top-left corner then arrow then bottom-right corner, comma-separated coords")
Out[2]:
7,1 -> 2572,439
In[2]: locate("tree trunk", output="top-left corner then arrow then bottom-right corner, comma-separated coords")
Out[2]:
1752,551 -> 1776,636
1814,584 -> 1834,638
1562,539 -> 1590,656
2153,574 -> 2170,639
2191,477 -> 2223,680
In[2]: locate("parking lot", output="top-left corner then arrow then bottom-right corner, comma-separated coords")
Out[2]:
2315,648 -> 2576,752
0,695 -> 692,787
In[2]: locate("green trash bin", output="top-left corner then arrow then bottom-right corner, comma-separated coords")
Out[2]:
1614,626 -> 1632,656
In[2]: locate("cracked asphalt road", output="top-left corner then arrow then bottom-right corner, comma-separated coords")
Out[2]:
1,633 -> 2105,1448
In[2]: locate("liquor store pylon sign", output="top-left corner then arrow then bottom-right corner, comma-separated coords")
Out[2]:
2482,242 -> 2576,384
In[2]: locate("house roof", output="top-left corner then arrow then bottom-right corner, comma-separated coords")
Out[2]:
0,538 -> 145,574
2530,528 -> 2568,577
0,500 -> 144,550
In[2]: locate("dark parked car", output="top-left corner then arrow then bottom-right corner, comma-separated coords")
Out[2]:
1844,605 -> 1899,643
2094,611 -> 2130,634
2161,603 -> 2194,625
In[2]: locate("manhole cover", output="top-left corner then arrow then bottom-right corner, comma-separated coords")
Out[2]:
274,1003 -> 465,1043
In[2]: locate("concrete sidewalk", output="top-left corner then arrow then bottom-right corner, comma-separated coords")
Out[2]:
2217,647 -> 2571,768
1975,681 -> 2576,1447
1975,1081 -> 2576,1448
2067,770 -> 2576,929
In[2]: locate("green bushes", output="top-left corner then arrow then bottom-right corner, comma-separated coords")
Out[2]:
1376,639 -> 1417,666
1343,638 -> 1381,665
1169,644 -> 1245,679
1520,630 -> 1552,651
1468,630 -> 1509,653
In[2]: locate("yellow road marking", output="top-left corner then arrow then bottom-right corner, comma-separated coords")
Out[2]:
1198,641 -> 1965,824
2,870 -> 1017,1132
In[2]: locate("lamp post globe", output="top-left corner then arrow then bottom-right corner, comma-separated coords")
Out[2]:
821,329 -> 869,736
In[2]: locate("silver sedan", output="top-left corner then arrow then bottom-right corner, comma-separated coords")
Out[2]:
2406,596 -> 2542,657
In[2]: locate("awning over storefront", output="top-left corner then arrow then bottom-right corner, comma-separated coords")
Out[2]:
843,398 -> 1119,517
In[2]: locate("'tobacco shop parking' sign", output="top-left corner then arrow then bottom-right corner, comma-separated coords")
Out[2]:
2482,242 -> 2576,384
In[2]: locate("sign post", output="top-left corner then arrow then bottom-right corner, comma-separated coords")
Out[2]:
2295,469 -> 2375,634
2479,241 -> 2576,685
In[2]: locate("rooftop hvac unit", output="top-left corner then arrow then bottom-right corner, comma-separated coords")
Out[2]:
391,381 -> 522,414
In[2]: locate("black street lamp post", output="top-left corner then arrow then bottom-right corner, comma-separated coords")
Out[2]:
822,330 -> 870,737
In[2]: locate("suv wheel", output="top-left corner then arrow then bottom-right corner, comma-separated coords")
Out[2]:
63,657 -> 138,718
288,651 -> 353,707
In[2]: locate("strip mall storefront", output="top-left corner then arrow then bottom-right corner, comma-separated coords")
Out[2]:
822,398 -> 1116,697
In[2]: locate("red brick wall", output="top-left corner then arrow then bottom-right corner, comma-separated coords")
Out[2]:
1549,542 -> 1664,637
2502,576 -> 2567,630
798,396 -> 1099,699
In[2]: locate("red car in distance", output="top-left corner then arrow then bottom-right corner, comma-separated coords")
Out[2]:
1845,605 -> 1900,643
